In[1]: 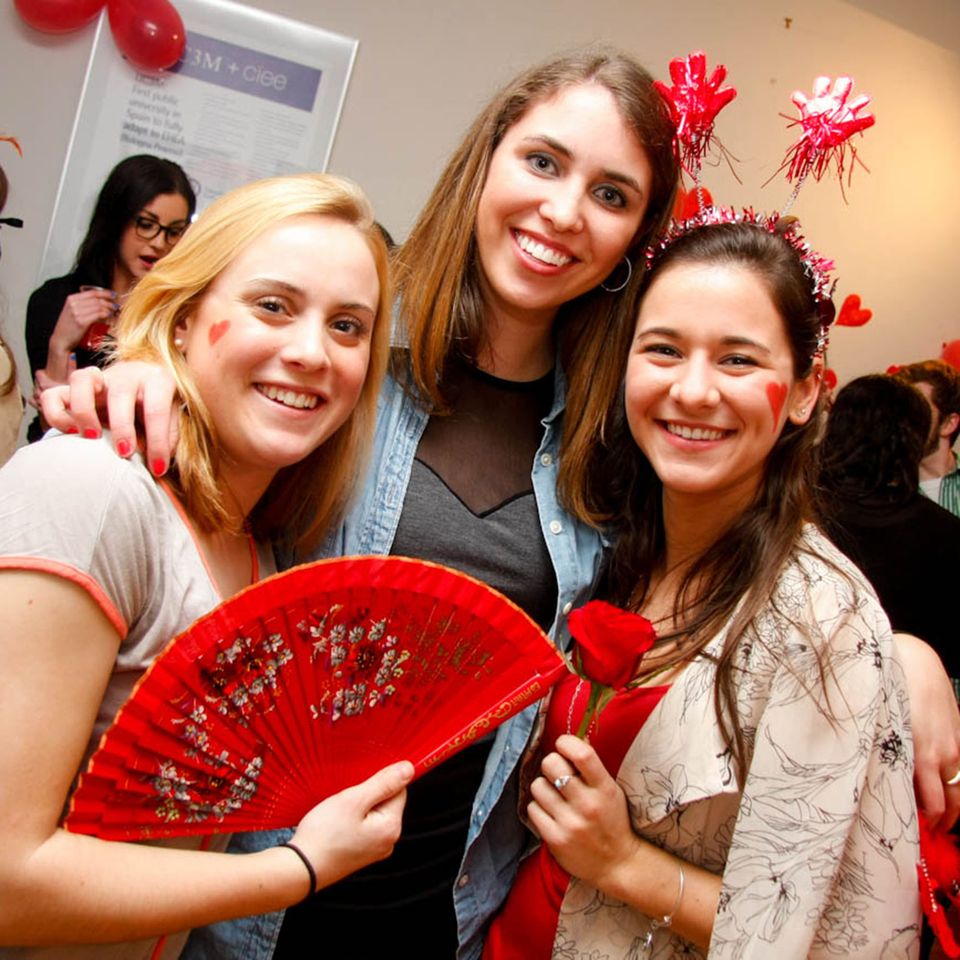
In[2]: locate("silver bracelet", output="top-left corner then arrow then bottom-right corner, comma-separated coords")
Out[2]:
641,863 -> 685,952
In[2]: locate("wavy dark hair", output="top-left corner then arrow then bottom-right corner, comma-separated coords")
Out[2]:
587,220 -> 830,783
74,155 -> 196,287
819,375 -> 930,506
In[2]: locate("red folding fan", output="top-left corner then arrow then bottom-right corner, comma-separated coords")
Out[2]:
65,556 -> 566,840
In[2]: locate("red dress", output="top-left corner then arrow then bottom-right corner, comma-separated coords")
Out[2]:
483,674 -> 669,959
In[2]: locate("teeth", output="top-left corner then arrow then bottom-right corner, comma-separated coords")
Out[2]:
516,232 -> 572,267
257,384 -> 319,410
667,423 -> 726,441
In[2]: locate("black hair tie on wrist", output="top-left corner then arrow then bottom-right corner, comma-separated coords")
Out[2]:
280,841 -> 317,901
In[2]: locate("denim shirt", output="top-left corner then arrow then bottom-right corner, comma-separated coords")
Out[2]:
183,366 -> 603,960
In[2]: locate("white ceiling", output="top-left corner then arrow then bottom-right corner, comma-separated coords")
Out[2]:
842,0 -> 960,53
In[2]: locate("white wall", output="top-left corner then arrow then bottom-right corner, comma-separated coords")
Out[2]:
1,0 -> 958,419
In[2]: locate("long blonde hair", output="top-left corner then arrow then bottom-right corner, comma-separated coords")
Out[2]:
392,46 -> 679,522
114,173 -> 391,552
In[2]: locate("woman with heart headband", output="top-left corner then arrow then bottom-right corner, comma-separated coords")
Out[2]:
481,212 -> 919,958
0,173 -> 411,958
37,47 -> 960,959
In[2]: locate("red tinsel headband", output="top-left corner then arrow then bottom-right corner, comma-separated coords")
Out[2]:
647,52 -> 875,355
644,206 -> 837,354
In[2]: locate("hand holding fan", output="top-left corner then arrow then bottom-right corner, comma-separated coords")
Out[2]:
65,556 -> 567,840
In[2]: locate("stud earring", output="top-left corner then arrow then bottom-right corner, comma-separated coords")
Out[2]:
174,337 -> 185,351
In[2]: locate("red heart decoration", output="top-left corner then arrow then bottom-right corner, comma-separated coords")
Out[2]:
836,293 -> 872,327
822,368 -> 838,391
673,185 -> 714,221
208,320 -> 230,346
941,340 -> 960,372
766,381 -> 788,427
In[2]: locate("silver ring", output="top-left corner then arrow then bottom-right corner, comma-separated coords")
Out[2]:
945,769 -> 960,786
553,775 -> 572,792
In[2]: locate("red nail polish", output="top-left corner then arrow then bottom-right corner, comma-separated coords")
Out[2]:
116,439 -> 132,458
150,458 -> 167,477
83,428 -> 100,440
66,426 -> 79,435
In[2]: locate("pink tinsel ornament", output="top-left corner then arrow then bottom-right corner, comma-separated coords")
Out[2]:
782,76 -> 874,185
654,51 -> 737,177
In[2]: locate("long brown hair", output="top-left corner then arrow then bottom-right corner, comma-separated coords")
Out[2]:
114,173 -> 391,552
392,46 -> 678,518
588,221 -> 831,783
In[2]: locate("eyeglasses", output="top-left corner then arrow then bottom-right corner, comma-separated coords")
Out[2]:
133,214 -> 188,245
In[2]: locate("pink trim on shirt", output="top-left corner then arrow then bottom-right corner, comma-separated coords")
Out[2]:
0,556 -> 128,639
157,479 -> 261,594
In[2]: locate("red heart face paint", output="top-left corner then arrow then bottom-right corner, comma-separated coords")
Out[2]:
766,381 -> 788,430
209,320 -> 230,345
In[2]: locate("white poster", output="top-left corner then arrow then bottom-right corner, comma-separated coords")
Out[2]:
40,0 -> 357,280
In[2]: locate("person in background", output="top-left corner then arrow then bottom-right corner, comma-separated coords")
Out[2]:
0,173 -> 410,959
0,138 -> 24,464
895,360 -> 960,518
819,373 -> 960,685
0,337 -> 20,466
25,154 -> 196,440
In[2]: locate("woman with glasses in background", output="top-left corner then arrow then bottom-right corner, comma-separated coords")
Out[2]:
25,154 -> 195,440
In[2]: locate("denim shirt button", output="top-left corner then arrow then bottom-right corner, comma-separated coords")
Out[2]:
540,452 -> 553,466
549,520 -> 563,535
458,874 -> 471,888
562,601 -> 573,615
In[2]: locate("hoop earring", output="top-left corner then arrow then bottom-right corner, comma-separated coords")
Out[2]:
600,256 -> 632,293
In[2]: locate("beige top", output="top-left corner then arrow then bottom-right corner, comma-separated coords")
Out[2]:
0,340 -> 22,466
537,527 -> 920,958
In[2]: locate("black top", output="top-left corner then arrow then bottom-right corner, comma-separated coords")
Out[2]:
821,493 -> 960,677
274,360 -> 558,959
25,272 -> 110,442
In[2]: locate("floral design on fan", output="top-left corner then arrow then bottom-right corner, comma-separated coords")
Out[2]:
296,605 -> 412,722
202,630 -> 294,718
151,756 -> 263,825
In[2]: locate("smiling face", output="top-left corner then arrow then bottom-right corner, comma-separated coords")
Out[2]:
113,191 -> 190,292
177,214 -> 379,505
625,262 -> 820,515
474,82 -> 653,329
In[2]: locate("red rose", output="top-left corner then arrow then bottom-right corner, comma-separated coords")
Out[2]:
568,600 -> 657,690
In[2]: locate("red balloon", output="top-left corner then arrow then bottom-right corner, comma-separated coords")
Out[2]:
14,0 -> 105,33
108,0 -> 185,72
942,340 -> 960,372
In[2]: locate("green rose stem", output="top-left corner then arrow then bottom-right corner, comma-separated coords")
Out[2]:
575,682 -> 616,739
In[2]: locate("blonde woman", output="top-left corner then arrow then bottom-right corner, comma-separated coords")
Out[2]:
0,173 -> 410,959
